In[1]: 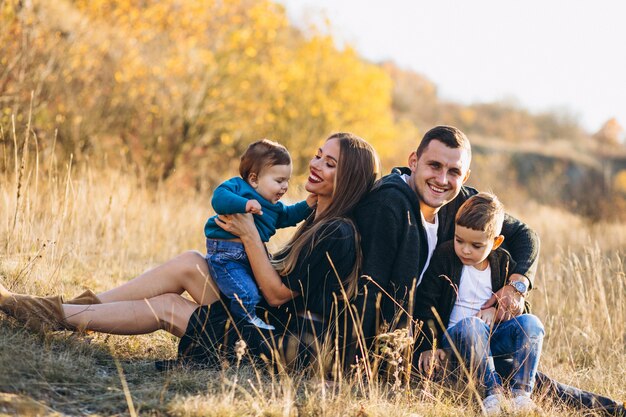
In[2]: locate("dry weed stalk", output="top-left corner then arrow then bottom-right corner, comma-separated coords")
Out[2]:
1,117 -> 625,415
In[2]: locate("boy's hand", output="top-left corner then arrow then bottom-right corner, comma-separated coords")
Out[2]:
418,349 -> 447,376
245,199 -> 263,215
306,193 -> 318,208
476,306 -> 497,326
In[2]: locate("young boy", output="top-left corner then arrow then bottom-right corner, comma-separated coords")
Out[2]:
204,139 -> 315,330
414,192 -> 545,415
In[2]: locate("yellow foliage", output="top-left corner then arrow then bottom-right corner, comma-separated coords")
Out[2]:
614,170 -> 626,195
1,0 -> 398,185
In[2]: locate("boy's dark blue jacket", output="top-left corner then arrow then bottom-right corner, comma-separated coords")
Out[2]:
204,177 -> 311,242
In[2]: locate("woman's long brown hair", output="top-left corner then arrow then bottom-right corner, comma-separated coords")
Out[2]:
272,132 -> 380,299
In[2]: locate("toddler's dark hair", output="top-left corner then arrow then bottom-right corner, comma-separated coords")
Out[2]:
239,139 -> 291,181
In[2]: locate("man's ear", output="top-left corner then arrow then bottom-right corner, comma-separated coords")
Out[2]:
492,234 -> 504,250
462,168 -> 471,184
408,151 -> 418,172
248,173 -> 259,188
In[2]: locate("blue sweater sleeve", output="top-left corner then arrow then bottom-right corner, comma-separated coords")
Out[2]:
211,178 -> 250,214
276,200 -> 312,229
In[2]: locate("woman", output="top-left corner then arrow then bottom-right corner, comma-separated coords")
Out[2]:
0,132 -> 380,369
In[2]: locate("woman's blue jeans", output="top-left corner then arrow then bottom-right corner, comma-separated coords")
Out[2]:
442,314 -> 545,397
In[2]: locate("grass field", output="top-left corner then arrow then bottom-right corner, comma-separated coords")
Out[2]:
1,142 -> 625,416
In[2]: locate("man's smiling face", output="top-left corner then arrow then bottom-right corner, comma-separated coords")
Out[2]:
408,139 -> 471,220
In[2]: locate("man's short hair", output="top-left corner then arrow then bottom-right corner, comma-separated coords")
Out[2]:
455,192 -> 505,238
416,125 -> 471,160
239,139 -> 291,181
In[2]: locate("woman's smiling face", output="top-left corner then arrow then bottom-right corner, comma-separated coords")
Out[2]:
306,138 -> 340,199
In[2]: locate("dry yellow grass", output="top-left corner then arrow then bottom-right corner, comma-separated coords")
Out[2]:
1,134 -> 625,416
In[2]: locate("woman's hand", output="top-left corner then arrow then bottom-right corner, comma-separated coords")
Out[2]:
215,213 -> 258,240
216,212 -> 296,306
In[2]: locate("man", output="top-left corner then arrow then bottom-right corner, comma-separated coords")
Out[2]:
354,125 -> 536,339
352,125 -> 624,417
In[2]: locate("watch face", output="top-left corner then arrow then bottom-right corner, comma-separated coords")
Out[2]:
512,281 -> 527,294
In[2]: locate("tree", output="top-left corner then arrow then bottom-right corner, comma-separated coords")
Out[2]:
593,118 -> 624,148
2,0 -> 398,186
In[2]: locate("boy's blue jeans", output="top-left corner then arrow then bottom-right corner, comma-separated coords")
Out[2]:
205,238 -> 263,325
442,314 -> 545,397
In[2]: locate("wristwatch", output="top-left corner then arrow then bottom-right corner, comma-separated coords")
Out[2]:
508,281 -> 528,296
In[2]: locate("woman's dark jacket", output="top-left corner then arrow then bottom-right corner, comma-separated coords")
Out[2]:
177,219 -> 357,368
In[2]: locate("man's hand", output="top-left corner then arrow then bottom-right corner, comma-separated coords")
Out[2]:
418,349 -> 447,376
245,199 -> 263,215
476,306 -> 497,326
481,273 -> 528,322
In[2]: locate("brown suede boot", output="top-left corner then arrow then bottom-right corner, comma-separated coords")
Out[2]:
66,289 -> 101,305
0,285 -> 74,332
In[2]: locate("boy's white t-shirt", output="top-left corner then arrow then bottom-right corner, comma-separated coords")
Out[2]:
447,264 -> 493,329
401,174 -> 438,287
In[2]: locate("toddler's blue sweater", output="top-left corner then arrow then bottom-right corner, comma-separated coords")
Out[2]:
204,177 -> 312,242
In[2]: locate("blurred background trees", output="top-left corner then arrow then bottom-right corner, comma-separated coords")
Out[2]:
1,0 -> 397,188
1,0 -> 625,218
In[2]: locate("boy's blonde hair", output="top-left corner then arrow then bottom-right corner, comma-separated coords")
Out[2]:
455,192 -> 504,239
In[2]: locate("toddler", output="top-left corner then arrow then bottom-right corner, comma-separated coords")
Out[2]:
204,139 -> 314,330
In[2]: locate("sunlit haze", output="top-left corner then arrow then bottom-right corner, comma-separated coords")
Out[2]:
278,0 -> 626,135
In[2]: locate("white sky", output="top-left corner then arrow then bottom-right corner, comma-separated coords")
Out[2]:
277,0 -> 626,133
